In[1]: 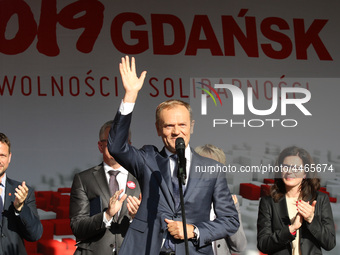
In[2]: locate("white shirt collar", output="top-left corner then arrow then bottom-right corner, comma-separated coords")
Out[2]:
103,162 -> 128,176
164,145 -> 192,163
0,173 -> 6,187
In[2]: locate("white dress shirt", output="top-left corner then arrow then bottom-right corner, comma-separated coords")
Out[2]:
102,163 -> 128,227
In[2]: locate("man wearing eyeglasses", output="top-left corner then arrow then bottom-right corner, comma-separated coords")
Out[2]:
70,120 -> 141,255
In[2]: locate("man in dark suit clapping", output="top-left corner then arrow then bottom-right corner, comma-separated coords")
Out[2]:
0,133 -> 43,255
70,121 -> 141,254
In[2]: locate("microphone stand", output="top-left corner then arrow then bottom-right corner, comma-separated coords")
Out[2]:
177,158 -> 189,255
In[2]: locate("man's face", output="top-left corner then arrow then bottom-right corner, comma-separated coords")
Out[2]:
98,127 -> 118,167
156,105 -> 194,154
0,142 -> 11,177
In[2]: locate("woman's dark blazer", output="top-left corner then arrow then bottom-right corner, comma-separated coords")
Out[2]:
257,191 -> 336,255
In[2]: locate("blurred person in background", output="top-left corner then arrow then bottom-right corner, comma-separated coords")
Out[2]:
195,144 -> 247,255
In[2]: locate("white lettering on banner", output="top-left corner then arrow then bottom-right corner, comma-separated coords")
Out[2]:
200,84 -> 311,116
192,78 -> 310,101
213,119 -> 298,128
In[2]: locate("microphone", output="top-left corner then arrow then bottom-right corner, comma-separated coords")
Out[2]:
175,137 -> 186,184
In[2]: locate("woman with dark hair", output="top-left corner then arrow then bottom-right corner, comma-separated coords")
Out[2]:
257,146 -> 336,255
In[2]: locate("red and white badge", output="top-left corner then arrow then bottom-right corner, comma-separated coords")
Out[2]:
127,181 -> 136,189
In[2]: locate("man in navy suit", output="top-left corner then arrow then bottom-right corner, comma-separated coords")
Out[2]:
107,56 -> 239,255
0,133 -> 42,255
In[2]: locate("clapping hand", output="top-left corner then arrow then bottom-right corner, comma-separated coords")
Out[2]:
14,181 -> 28,212
297,200 -> 316,223
105,189 -> 127,221
127,193 -> 142,219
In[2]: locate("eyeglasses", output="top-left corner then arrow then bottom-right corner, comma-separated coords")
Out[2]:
281,164 -> 304,173
100,139 -> 108,143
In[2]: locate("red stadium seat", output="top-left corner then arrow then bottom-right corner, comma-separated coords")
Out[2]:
40,220 -> 55,240
239,183 -> 261,200
51,218 -> 73,235
37,240 -> 67,255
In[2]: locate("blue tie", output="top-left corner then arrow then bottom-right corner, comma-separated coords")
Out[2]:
171,154 -> 180,209
164,154 -> 183,252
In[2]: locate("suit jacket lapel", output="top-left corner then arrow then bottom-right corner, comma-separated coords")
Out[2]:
93,165 -> 111,205
118,173 -> 139,221
2,178 -> 15,226
274,195 -> 293,251
4,178 -> 15,210
157,148 -> 176,211
276,196 -> 291,226
159,148 -> 172,189
183,149 -> 201,205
